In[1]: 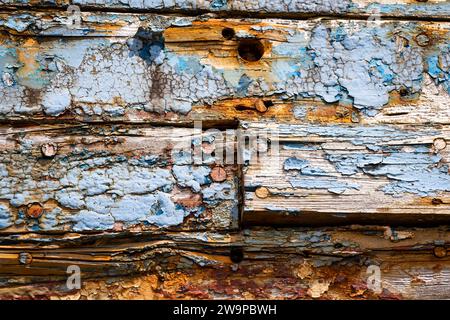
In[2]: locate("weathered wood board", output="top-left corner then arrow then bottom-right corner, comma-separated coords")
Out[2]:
0,12 -> 449,125
243,122 -> 450,225
1,0 -> 450,19
0,4 -> 449,301
0,125 -> 239,233
0,226 -> 448,299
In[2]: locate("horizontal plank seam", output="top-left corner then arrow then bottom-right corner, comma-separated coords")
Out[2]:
1,6 -> 450,23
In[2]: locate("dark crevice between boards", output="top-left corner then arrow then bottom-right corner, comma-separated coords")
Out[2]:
242,210 -> 450,228
0,119 -> 241,130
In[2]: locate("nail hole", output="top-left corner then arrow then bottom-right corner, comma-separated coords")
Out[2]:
235,105 -> 253,111
222,27 -> 235,40
230,247 -> 244,263
238,39 -> 264,62
263,100 -> 274,108
399,88 -> 410,97
432,198 -> 443,205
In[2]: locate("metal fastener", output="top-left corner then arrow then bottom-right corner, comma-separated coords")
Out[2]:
19,252 -> 33,265
415,33 -> 430,47
433,138 -> 446,151
211,166 -> 227,182
255,186 -> 269,199
26,203 -> 44,219
41,143 -> 58,158
433,246 -> 447,258
255,99 -> 268,113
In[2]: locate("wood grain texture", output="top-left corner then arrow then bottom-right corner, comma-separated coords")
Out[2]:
0,125 -> 239,233
0,226 -> 448,299
243,122 -> 450,225
1,6 -> 449,301
0,12 -> 449,125
0,0 -> 449,19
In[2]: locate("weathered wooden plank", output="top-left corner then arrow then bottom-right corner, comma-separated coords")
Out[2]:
1,0 -> 450,19
0,125 -> 239,233
1,13 -> 449,125
0,226 -> 448,299
243,122 -> 450,225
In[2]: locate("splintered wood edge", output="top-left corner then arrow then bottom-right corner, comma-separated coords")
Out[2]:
0,227 -> 448,299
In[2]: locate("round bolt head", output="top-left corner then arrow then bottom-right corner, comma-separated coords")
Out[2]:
255,186 -> 269,199
433,246 -> 447,258
255,99 -> 267,113
433,138 -> 446,151
41,143 -> 58,158
26,203 -> 44,219
211,166 -> 227,182
415,33 -> 430,47
19,252 -> 33,265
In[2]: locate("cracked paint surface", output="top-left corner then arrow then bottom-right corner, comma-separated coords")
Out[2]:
244,122 -> 450,222
1,0 -> 449,18
0,15 -> 449,120
0,127 -> 238,232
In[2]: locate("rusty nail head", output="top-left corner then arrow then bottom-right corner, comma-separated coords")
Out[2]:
255,186 -> 269,199
19,252 -> 33,265
433,138 -> 446,151
41,143 -> 58,158
432,198 -> 443,205
26,203 -> 44,219
415,33 -> 430,47
211,166 -> 227,182
255,99 -> 267,113
433,246 -> 447,258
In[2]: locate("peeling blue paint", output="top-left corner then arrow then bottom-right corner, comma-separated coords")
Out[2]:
289,178 -> 361,194
0,204 -> 12,230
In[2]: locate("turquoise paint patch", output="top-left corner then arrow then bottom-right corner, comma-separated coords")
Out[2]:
211,0 -> 227,9
427,50 -> 450,94
369,59 -> 394,85
0,204 -> 12,230
167,54 -> 203,74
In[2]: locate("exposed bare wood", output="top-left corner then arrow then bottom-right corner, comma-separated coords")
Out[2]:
0,226 -> 448,299
1,5 -> 449,301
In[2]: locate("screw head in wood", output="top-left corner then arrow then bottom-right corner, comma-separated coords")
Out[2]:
255,186 -> 269,199
19,252 -> 33,265
433,246 -> 447,258
41,143 -> 58,158
26,203 -> 44,219
211,166 -> 227,182
415,33 -> 430,47
255,99 -> 268,113
433,138 -> 446,151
